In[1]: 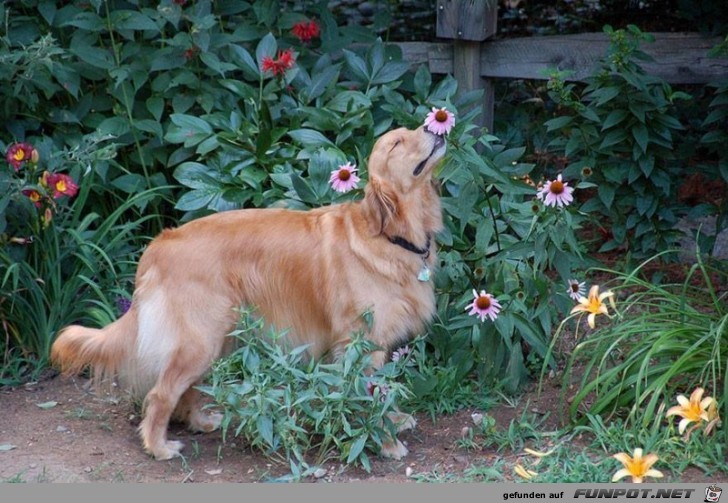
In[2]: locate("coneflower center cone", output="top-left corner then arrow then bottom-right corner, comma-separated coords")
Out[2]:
550,180 -> 565,194
476,296 -> 491,310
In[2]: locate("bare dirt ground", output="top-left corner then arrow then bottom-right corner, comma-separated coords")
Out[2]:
0,369 -> 567,483
0,367 -> 717,484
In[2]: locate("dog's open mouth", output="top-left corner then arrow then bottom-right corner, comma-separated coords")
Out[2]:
413,135 -> 446,176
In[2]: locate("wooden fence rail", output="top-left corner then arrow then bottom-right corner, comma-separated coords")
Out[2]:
388,2 -> 728,131
395,32 -> 727,131
398,33 -> 727,85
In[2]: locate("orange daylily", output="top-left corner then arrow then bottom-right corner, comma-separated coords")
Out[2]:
570,284 -> 615,328
612,448 -> 663,483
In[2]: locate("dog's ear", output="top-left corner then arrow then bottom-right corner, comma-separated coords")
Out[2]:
364,176 -> 399,235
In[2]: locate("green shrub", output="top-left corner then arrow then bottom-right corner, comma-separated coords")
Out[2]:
200,308 -> 412,475
543,25 -> 692,258
1,0 -> 589,396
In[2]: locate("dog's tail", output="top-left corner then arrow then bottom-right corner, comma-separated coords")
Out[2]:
51,307 -> 138,390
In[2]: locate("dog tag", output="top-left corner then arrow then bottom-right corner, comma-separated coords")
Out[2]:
417,265 -> 431,282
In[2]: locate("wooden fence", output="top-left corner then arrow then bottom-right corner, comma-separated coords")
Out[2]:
392,1 -> 728,131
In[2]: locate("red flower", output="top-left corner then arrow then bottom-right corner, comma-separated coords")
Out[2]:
46,173 -> 79,199
6,142 -> 37,171
292,20 -> 320,43
22,189 -> 43,208
261,48 -> 296,77
184,46 -> 198,60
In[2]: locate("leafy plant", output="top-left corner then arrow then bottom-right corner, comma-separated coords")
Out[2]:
0,132 -> 164,385
558,250 -> 727,446
544,25 -> 692,258
201,308 -> 412,475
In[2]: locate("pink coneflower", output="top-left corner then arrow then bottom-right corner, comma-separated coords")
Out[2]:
465,289 -> 501,322
566,279 -> 586,301
424,107 -> 455,136
261,48 -> 296,77
292,20 -> 320,43
366,380 -> 389,402
391,345 -> 411,363
329,162 -> 360,193
537,174 -> 574,208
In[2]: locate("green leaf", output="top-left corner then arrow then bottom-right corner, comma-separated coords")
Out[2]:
98,116 -> 130,137
347,434 -> 368,464
593,86 -> 620,106
174,162 -> 219,189
493,147 -> 525,168
544,116 -> 574,132
598,183 -> 615,208
0,444 -> 17,452
146,97 -> 165,122
632,123 -> 649,153
70,35 -> 114,69
342,49 -> 369,83
134,119 -> 163,139
371,61 -> 410,85
413,64 -> 431,99
63,12 -> 104,31
174,188 -> 217,211
601,110 -> 628,130
111,174 -> 145,194
256,32 -> 278,71
598,129 -> 627,150
36,401 -> 58,409
290,172 -> 318,203
306,65 -> 340,102
256,415 -> 274,447
165,114 -> 213,146
231,45 -> 260,78
326,91 -> 372,113
110,10 -> 159,32
288,129 -> 335,148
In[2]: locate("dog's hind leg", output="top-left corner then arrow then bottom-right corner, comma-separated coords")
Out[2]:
173,385 -> 223,433
139,355 -> 215,460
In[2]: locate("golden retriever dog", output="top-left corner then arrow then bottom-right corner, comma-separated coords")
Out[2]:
51,125 -> 445,461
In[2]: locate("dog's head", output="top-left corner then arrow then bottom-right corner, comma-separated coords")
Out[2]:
363,126 -> 446,236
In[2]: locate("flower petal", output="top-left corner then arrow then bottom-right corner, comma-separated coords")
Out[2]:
676,395 -> 689,407
611,468 -> 630,482
641,453 -> 659,469
645,469 -> 664,479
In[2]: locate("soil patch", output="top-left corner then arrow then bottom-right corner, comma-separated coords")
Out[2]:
0,369 -> 718,483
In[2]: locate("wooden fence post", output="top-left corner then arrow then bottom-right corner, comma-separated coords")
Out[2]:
436,0 -> 498,132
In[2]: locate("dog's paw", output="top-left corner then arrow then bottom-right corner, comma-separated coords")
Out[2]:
388,411 -> 417,432
380,439 -> 408,460
188,411 -> 223,433
150,440 -> 185,460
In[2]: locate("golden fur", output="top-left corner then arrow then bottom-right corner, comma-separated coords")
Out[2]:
50,125 -> 446,460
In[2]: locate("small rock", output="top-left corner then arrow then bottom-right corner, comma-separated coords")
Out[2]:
29,463 -> 37,469
405,466 -> 413,477
471,413 -> 483,425
460,426 -> 471,438
83,467 -> 92,473
56,425 -> 69,433
313,468 -> 328,479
